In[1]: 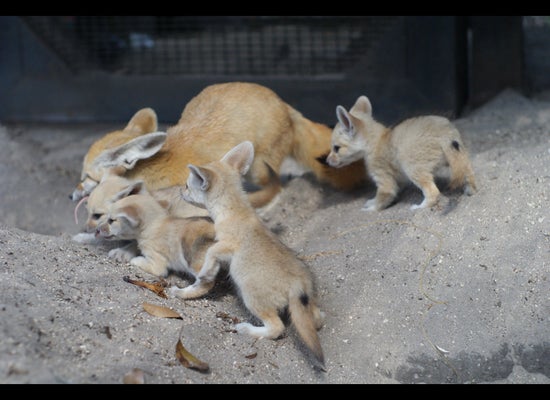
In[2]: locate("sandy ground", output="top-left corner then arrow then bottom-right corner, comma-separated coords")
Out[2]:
0,89 -> 549,384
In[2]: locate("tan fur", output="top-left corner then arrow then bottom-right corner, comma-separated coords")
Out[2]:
327,95 -> 477,211
84,175 -> 208,232
172,141 -> 325,371
95,188 -> 215,279
72,174 -> 210,255
71,108 -> 158,201
71,82 -> 367,205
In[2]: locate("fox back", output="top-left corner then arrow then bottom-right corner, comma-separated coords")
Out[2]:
72,82 -> 367,207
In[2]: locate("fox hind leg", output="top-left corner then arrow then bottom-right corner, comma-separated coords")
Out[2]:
407,171 -> 440,210
236,309 -> 285,340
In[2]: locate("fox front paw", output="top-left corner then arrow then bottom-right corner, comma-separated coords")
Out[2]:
130,256 -> 168,277
168,281 -> 212,299
72,232 -> 101,245
361,198 -> 377,212
108,247 -> 135,263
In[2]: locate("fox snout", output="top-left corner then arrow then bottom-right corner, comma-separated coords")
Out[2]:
85,218 -> 99,233
95,222 -> 111,239
71,178 -> 100,202
70,184 -> 86,202
326,152 -> 340,168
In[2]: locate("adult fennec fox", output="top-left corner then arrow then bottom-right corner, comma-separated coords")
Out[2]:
70,82 -> 367,209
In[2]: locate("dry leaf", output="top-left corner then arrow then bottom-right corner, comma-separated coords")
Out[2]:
175,339 -> 209,373
245,352 -> 257,359
142,302 -> 182,319
123,275 -> 167,298
123,368 -> 145,384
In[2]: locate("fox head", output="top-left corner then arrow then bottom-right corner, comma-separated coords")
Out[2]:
94,192 -> 152,241
70,108 -> 164,201
181,141 -> 254,210
326,95 -> 372,169
84,176 -> 147,233
95,203 -> 141,241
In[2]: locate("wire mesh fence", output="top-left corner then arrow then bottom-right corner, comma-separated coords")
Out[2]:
21,16 -> 401,76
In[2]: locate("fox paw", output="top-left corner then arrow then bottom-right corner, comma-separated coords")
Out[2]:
130,256 -> 168,277
167,285 -> 184,298
108,247 -> 135,263
168,283 -> 207,299
235,322 -> 255,336
72,232 -> 101,244
361,198 -> 377,212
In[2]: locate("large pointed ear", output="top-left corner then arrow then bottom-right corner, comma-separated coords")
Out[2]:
91,131 -> 167,171
220,141 -> 255,176
336,106 -> 358,139
124,108 -> 158,134
350,95 -> 372,116
116,205 -> 140,228
188,164 -> 211,191
113,180 -> 145,201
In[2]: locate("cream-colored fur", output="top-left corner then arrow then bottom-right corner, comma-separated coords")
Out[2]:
70,82 -> 367,207
171,141 -> 325,370
95,181 -> 215,279
72,174 -> 209,251
327,95 -> 477,211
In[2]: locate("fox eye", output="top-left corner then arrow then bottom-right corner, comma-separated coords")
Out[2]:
108,218 -> 115,224
92,213 -> 102,220
333,145 -> 341,153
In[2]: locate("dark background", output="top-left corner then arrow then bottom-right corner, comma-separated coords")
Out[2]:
1,16 -> 546,126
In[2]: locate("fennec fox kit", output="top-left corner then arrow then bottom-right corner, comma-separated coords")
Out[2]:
327,95 -> 477,211
72,174 -> 208,246
174,141 -> 325,370
71,82 -> 366,206
95,181 -> 215,279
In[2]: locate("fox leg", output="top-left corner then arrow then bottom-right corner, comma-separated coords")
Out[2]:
236,309 -> 285,340
460,161 -> 478,196
130,254 -> 169,278
168,242 -> 229,299
72,232 -> 102,245
407,171 -> 440,210
108,241 -> 139,263
168,279 -> 216,300
363,173 -> 399,211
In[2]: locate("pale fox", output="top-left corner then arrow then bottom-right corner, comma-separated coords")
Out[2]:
172,141 -> 325,370
94,181 -> 216,279
70,82 -> 367,208
326,95 -> 477,211
72,174 -> 209,248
